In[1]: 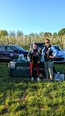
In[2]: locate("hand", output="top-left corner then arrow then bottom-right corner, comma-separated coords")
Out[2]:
49,56 -> 54,58
38,61 -> 40,63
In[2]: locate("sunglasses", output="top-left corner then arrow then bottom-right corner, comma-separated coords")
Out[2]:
45,41 -> 49,43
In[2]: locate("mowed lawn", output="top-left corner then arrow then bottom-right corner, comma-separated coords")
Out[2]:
0,62 -> 65,116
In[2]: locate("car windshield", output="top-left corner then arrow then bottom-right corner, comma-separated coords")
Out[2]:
53,46 -> 61,51
35,43 -> 45,49
37,44 -> 44,48
14,45 -> 27,52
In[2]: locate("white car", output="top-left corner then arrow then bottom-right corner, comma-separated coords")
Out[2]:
52,45 -> 65,63
63,48 -> 65,52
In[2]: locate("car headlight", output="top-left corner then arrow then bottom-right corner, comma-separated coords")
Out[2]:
8,61 -> 16,69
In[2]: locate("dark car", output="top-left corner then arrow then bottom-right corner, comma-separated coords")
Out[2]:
0,44 -> 28,61
35,42 -> 45,49
31,42 -> 45,50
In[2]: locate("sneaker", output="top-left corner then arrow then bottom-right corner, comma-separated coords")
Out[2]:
46,77 -> 50,80
49,79 -> 54,82
31,77 -> 34,81
37,77 -> 41,82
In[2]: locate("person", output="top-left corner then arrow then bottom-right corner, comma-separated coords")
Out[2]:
42,39 -> 57,80
29,43 -> 41,81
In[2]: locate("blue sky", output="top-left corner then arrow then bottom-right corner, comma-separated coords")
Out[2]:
0,0 -> 65,34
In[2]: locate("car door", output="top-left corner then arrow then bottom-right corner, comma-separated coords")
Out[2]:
6,46 -> 19,60
0,46 -> 6,60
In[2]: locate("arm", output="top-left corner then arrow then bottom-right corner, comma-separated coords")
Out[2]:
42,47 -> 46,56
41,47 -> 45,61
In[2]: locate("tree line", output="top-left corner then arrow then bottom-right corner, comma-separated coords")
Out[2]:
0,28 -> 65,49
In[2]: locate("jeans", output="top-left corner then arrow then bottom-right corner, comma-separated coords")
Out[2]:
30,62 -> 40,77
44,61 -> 53,80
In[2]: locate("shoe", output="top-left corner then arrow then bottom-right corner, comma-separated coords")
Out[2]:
46,77 -> 50,80
49,79 -> 53,82
37,77 -> 41,82
31,77 -> 34,81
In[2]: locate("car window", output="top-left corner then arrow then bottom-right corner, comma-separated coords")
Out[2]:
0,46 -> 5,51
6,46 -> 14,52
37,44 -> 44,48
32,43 -> 45,49
14,45 -> 27,51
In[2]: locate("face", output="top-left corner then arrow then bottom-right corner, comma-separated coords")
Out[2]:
33,43 -> 37,49
45,40 -> 50,47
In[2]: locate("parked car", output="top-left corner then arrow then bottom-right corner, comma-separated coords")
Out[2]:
35,42 -> 45,49
62,48 -> 65,52
51,45 -> 65,63
0,44 -> 28,61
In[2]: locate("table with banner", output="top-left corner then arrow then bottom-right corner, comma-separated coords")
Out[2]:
9,60 -> 45,77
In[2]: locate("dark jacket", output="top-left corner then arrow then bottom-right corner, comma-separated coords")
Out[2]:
29,49 -> 40,63
43,45 -> 53,61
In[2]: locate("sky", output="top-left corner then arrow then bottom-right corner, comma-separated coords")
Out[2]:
0,0 -> 65,35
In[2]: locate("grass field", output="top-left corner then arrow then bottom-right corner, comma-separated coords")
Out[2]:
0,63 -> 65,116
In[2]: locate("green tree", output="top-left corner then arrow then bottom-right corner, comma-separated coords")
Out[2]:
39,32 -> 44,38
29,32 -> 35,37
9,31 -> 16,36
0,30 -> 8,36
44,32 -> 52,37
17,30 -> 23,36
58,28 -> 65,35
53,32 -> 58,38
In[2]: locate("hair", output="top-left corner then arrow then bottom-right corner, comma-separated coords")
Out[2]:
45,39 -> 50,42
